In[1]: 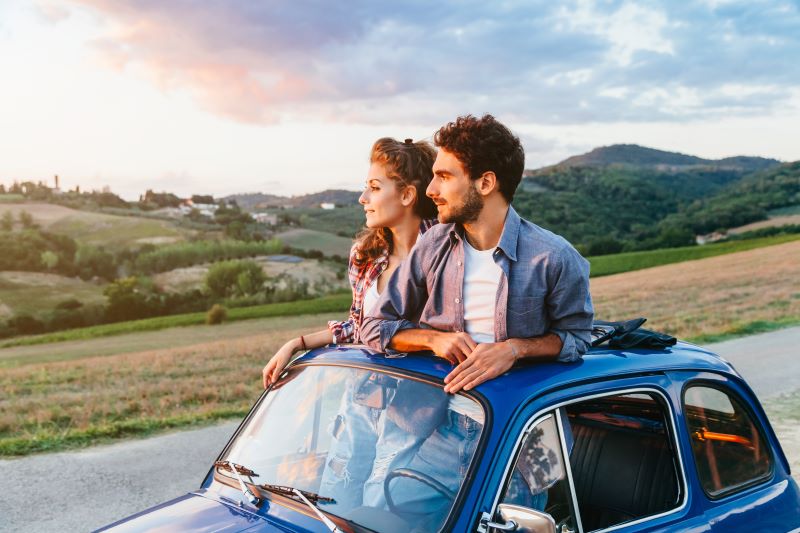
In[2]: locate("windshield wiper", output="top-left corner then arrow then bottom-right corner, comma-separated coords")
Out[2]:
258,483 -> 339,532
214,460 -> 260,506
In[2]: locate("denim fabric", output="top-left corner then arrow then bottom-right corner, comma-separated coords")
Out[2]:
360,207 -> 594,362
318,374 -> 425,514
386,410 -> 482,531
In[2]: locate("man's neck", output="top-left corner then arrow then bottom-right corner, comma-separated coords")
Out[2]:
388,215 -> 421,259
462,199 -> 509,251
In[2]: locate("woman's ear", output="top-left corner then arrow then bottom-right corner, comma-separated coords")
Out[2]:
400,185 -> 417,208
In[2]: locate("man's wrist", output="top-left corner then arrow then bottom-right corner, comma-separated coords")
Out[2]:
506,338 -> 521,361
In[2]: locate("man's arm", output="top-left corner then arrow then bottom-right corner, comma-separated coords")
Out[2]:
546,247 -> 594,362
390,328 -> 478,365
443,334 -> 561,393
359,242 -> 429,351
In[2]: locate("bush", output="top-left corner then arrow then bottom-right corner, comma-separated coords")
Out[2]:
6,314 -> 45,335
205,259 -> 266,298
206,304 -> 227,325
55,298 -> 84,310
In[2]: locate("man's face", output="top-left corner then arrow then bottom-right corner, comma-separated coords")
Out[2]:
427,149 -> 483,224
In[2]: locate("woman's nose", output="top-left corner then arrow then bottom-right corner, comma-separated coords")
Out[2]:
359,190 -> 368,204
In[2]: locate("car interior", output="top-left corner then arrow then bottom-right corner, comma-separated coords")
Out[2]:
565,393 -> 682,531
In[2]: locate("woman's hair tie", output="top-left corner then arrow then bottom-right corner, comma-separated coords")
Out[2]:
404,138 -> 413,145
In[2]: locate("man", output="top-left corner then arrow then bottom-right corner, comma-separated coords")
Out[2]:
360,114 -> 594,393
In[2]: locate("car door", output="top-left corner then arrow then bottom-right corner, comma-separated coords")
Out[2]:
480,375 -> 691,533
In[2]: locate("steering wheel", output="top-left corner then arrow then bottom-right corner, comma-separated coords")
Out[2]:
384,468 -> 456,516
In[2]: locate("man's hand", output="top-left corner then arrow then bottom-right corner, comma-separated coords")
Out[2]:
428,331 -> 478,365
443,340 -> 518,393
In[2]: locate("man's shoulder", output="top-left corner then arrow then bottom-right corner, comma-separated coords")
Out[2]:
517,216 -> 585,263
415,221 -> 455,249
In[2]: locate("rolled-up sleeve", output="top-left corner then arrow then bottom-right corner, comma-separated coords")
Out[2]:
547,248 -> 594,362
360,241 -> 429,352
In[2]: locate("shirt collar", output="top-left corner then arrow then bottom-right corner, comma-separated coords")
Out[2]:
447,205 -> 520,262
496,205 -> 520,261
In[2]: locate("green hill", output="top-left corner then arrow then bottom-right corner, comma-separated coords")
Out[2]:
554,144 -> 779,171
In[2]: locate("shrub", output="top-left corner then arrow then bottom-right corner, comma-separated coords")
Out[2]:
205,259 -> 266,298
206,304 -> 227,325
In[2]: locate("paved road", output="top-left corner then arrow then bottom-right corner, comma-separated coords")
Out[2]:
1,327 -> 798,532
704,326 -> 800,398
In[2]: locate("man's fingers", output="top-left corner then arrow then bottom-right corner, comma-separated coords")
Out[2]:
462,334 -> 478,352
444,356 -> 475,383
463,369 -> 493,391
445,364 -> 483,393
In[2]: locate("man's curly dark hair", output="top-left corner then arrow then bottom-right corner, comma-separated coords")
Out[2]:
433,114 -> 525,203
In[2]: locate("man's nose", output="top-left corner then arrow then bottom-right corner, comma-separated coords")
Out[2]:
426,181 -> 437,198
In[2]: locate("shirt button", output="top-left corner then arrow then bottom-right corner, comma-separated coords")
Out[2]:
457,261 -> 462,267
455,298 -> 460,304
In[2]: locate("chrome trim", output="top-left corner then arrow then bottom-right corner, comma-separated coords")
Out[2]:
555,407 -> 583,533
487,386 -> 689,533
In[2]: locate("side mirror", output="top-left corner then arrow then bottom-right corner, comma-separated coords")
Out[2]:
487,504 -> 556,533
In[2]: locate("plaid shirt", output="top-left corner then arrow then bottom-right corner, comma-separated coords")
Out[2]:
328,219 -> 437,344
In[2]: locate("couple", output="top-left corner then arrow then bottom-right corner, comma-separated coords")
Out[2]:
262,114 -> 594,516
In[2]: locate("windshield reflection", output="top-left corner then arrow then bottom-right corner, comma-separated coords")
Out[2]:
223,365 -> 485,532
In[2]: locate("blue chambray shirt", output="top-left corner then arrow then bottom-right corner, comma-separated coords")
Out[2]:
360,206 -> 594,362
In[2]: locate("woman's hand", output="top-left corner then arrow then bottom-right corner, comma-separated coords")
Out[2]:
262,339 -> 299,389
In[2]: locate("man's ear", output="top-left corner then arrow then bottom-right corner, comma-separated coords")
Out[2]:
400,184 -> 417,207
477,171 -> 498,196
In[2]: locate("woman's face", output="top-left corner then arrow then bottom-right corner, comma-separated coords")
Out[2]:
359,162 -> 413,229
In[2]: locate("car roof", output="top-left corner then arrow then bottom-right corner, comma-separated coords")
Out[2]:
292,341 -> 740,406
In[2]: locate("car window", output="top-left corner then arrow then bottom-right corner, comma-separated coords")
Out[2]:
221,365 -> 485,532
566,392 -> 682,532
498,412 -> 579,532
683,385 -> 772,498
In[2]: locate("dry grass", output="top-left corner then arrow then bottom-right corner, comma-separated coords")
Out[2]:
0,316 -> 324,455
2,241 -> 799,455
591,239 -> 800,340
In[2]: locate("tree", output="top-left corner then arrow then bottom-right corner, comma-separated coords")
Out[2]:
1,211 -> 13,231
103,277 -> 153,321
205,260 -> 266,298
18,211 -> 36,229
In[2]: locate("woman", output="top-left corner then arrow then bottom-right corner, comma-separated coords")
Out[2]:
260,137 -> 439,514
261,137 -> 437,387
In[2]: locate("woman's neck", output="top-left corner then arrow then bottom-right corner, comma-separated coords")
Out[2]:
388,215 -> 421,259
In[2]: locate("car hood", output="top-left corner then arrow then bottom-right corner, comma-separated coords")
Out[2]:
96,492 -> 290,532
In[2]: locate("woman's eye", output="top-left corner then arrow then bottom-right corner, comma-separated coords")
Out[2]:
371,186 -> 379,191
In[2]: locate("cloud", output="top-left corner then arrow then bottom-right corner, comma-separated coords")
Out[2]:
62,0 -> 800,125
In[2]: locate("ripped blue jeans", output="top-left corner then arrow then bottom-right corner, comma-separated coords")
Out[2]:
318,375 -> 425,513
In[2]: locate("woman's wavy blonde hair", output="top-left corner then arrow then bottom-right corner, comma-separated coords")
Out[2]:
353,138 -> 437,266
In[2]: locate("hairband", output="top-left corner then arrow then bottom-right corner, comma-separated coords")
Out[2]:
404,138 -> 413,144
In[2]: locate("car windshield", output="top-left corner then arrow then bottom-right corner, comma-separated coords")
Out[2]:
222,363 -> 485,532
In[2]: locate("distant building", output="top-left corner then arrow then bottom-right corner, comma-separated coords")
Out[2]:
179,199 -> 219,218
320,202 -> 335,210
696,231 -> 727,245
253,212 -> 278,225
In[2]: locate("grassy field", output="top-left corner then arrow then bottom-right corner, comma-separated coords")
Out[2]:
275,228 -> 352,257
0,314 -> 329,455
2,240 -> 799,456
0,203 -> 191,248
591,239 -> 800,342
0,292 -> 351,351
0,271 -> 106,319
587,233 -> 800,277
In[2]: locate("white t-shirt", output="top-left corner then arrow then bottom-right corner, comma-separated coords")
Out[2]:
449,239 -> 501,424
362,278 -> 380,317
462,239 -> 502,344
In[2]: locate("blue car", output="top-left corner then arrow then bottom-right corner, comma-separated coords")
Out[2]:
99,340 -> 800,532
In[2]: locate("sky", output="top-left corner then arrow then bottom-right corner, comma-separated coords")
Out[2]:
1,0 -> 799,200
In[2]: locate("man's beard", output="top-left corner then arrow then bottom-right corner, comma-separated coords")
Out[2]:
439,183 -> 484,225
